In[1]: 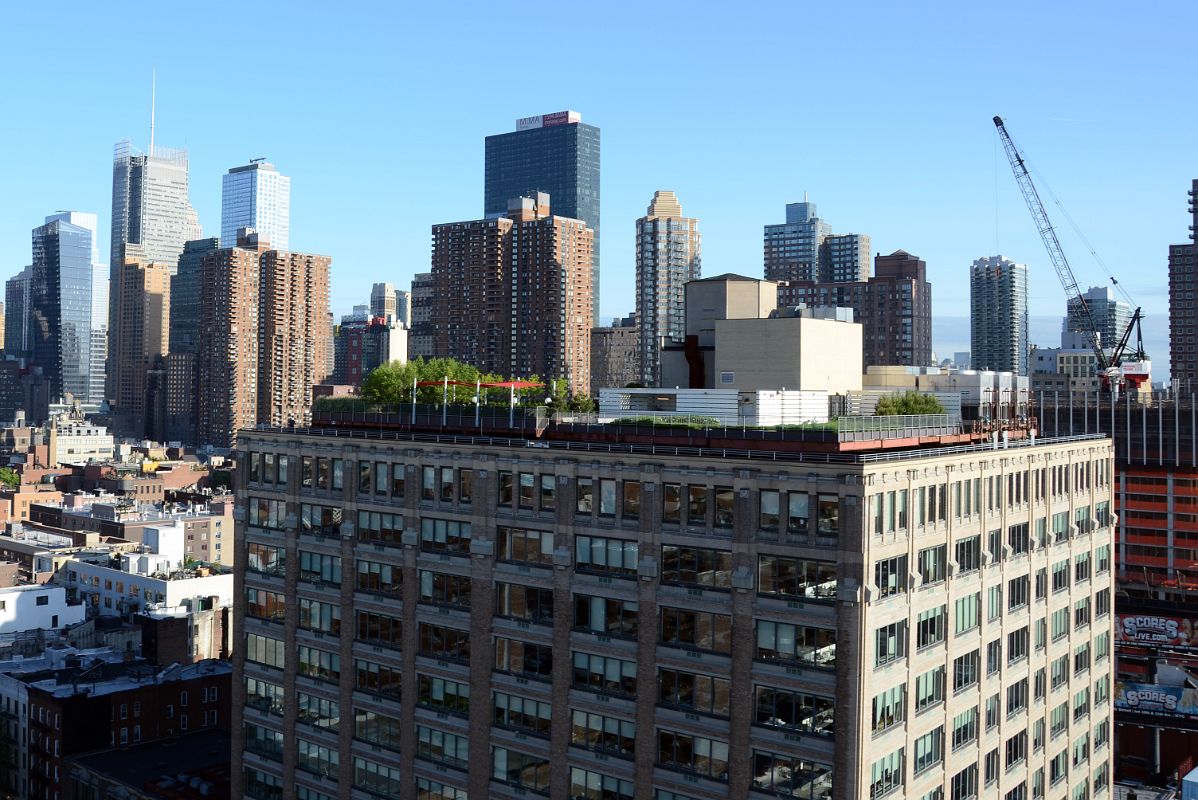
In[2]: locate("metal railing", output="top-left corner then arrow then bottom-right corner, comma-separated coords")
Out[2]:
245,426 -> 1110,466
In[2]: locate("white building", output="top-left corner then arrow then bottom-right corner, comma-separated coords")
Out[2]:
62,555 -> 233,617
49,416 -> 114,464
221,160 -> 291,250
0,584 -> 85,634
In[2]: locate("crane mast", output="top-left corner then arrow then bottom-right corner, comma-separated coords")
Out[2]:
992,116 -> 1108,369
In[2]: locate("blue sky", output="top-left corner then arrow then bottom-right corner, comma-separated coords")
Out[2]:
1,1 -> 1193,370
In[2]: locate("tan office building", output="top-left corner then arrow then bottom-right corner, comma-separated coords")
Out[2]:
233,414 -> 1114,800
109,258 -> 171,436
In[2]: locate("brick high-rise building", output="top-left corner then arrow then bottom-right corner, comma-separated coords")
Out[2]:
1169,178 -> 1198,392
777,250 -> 933,367
258,249 -> 331,429
196,234 -> 267,449
636,191 -> 700,385
195,231 -> 330,448
110,258 -> 171,436
431,193 -> 593,394
232,412 -> 1114,800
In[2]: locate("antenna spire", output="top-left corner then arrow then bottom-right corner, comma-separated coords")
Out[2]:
149,68 -> 156,156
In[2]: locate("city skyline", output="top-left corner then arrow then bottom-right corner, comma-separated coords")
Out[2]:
0,1 -> 1192,370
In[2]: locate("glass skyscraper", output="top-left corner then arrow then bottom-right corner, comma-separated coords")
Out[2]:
109,140 -> 200,271
29,216 -> 102,403
221,161 -> 291,251
484,111 -> 600,322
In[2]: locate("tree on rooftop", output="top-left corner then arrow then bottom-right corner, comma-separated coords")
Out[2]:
0,468 -> 18,489
875,391 -> 945,415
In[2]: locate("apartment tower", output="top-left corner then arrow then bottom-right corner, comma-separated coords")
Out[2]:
232,414 -> 1115,800
485,111 -> 600,323
764,200 -> 870,284
1169,178 -> 1198,391
431,193 -> 593,394
970,255 -> 1030,375
635,191 -> 700,385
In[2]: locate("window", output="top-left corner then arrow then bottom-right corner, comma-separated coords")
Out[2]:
987,585 -> 1003,621
874,555 -> 907,598
987,639 -> 1002,675
247,543 -> 285,576
498,527 -> 554,566
661,607 -> 730,653
440,467 -> 454,502
1008,575 -> 1030,610
418,779 -> 468,800
492,588 -> 552,631
623,481 -> 641,519
757,620 -> 837,667
662,483 -> 681,523
984,747 -> 1000,786
570,768 -> 633,800
299,599 -> 341,635
246,588 -> 285,622
917,605 -> 947,649
1007,678 -> 1029,716
915,666 -> 946,711
518,473 -> 535,509
417,725 -> 469,769
422,466 -> 436,501
572,652 -> 636,697
496,638 -> 553,681
657,730 -> 729,781
914,726 -> 944,774
355,659 -> 403,699
494,692 -> 551,737
296,692 -> 340,732
951,764 -> 978,800
952,707 -> 978,750
574,595 -> 638,637
714,486 -> 734,528
420,518 -> 471,555
659,668 -> 730,718
1008,626 -> 1030,664
392,462 -> 406,497
357,559 -> 401,597
817,494 -> 839,536
874,620 -> 906,667
759,555 -> 835,599
600,479 -> 616,516
955,592 -> 981,634
299,551 -> 341,585
869,747 -> 904,798
354,757 -> 402,797
355,611 -> 400,648
458,468 -> 472,503
956,535 -> 981,573
356,510 -> 403,545
572,710 -> 635,757
421,571 -> 473,610
493,747 -> 550,792
954,650 -> 980,691
538,474 -> 554,510
418,674 -> 469,715
577,477 -> 593,514
1009,522 -> 1030,555
917,545 -> 946,584
759,490 -> 780,530
664,546 -> 732,589
416,622 -> 469,661
787,492 -> 810,533
755,685 -> 833,735
753,753 -> 832,798
872,684 -> 906,732
575,535 -> 637,576
297,645 -> 339,682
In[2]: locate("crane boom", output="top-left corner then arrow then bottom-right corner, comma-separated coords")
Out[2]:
992,116 -> 1107,368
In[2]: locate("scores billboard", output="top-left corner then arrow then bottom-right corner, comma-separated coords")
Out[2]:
1115,681 -> 1198,720
1117,614 -> 1198,650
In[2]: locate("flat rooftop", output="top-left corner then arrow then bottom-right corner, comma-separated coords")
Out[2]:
255,406 -> 1108,464
70,729 -> 230,799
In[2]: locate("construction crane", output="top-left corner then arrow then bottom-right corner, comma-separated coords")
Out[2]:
992,116 -> 1150,392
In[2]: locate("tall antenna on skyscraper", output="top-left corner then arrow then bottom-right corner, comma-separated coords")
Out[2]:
149,68 -> 156,156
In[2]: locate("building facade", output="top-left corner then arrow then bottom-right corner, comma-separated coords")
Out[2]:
590,323 -> 639,397
635,191 -> 700,386
777,250 -> 933,368
970,255 -> 1029,376
1169,179 -> 1198,392
763,201 -> 870,284
408,272 -> 435,360
4,267 -> 30,358
1066,286 -> 1130,354
232,420 -> 1114,800
109,140 -> 200,406
371,282 -> 398,322
110,258 -> 171,436
432,194 -> 594,394
28,216 -> 103,404
195,232 -> 330,448
221,161 -> 291,251
485,111 -> 600,323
